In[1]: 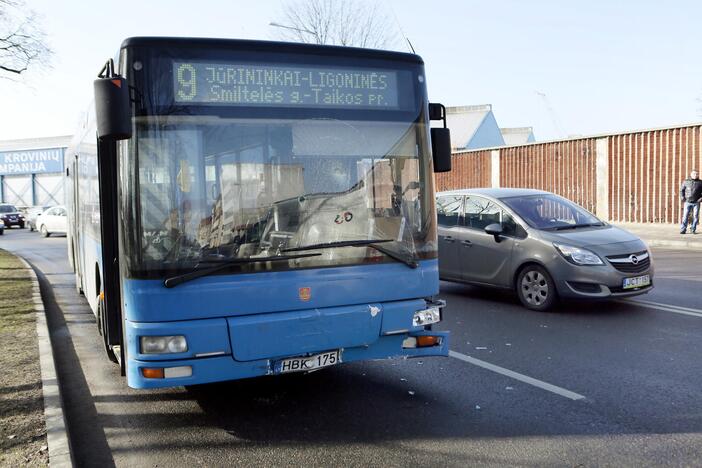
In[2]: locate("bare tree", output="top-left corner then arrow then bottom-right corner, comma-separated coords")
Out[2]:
0,0 -> 51,77
272,0 -> 400,50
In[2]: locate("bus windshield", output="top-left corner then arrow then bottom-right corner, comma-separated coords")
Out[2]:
123,113 -> 436,277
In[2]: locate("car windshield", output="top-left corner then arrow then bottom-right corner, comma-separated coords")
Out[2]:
121,115 -> 436,277
500,194 -> 602,230
0,205 -> 18,213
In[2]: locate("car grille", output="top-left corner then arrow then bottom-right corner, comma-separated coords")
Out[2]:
606,251 -> 650,274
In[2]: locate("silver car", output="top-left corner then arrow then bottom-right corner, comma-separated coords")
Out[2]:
437,188 -> 654,310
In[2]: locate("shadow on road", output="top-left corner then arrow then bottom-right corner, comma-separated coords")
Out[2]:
185,367 -> 462,442
440,280 -> 640,316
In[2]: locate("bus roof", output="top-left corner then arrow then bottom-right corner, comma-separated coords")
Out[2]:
120,36 -> 424,65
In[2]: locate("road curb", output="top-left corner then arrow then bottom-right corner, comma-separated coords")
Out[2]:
17,256 -> 73,467
644,239 -> 702,251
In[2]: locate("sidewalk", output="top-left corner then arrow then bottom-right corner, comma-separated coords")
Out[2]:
614,223 -> 702,251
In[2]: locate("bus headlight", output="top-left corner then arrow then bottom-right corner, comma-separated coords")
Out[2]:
413,307 -> 441,327
140,335 -> 188,354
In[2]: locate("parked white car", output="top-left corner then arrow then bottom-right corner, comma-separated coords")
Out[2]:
27,205 -> 53,231
37,205 -> 68,237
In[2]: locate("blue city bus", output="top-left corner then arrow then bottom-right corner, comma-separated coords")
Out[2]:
66,37 -> 452,389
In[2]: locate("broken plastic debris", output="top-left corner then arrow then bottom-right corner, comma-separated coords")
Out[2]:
505,343 -> 512,346
475,405 -> 481,410
408,390 -> 415,396
400,378 -> 407,382
417,360 -> 424,365
475,346 -> 487,350
505,386 -> 514,391
540,325 -> 548,328
8,435 -> 16,440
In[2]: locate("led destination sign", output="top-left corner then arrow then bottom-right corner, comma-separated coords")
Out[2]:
173,62 -> 402,109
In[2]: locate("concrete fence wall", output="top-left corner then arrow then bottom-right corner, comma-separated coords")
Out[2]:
435,124 -> 702,223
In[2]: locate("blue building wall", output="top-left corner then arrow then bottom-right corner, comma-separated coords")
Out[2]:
466,111 -> 505,150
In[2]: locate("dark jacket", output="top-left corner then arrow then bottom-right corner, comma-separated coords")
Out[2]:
680,178 -> 702,203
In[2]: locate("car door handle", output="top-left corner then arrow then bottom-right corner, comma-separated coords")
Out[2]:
461,240 -> 473,247
443,236 -> 455,243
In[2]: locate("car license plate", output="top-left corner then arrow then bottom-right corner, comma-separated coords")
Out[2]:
276,350 -> 341,374
623,274 -> 650,289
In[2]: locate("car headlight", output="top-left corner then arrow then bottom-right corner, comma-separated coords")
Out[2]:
554,243 -> 603,265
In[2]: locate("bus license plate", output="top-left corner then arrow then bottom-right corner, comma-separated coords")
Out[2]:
623,274 -> 650,289
276,350 -> 341,374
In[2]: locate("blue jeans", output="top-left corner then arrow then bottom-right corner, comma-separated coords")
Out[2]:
680,201 -> 700,233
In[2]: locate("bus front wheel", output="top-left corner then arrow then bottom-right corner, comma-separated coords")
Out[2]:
97,295 -> 119,364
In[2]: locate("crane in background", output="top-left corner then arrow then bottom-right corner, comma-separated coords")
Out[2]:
536,91 -> 566,139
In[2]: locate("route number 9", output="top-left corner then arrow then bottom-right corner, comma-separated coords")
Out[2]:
176,63 -> 197,101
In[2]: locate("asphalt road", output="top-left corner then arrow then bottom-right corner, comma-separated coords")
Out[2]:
2,228 -> 702,467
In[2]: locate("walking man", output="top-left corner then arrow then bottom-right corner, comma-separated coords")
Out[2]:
680,169 -> 702,234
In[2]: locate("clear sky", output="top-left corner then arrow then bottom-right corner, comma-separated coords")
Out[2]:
2,0 -> 701,142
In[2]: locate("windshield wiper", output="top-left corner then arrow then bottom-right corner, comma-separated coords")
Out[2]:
282,239 -> 418,269
163,253 -> 321,288
550,222 -> 605,231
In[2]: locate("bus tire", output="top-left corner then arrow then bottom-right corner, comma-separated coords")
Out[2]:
75,273 -> 84,295
97,295 -> 119,364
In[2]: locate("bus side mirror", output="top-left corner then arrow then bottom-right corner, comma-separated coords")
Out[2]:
431,127 -> 452,173
429,102 -> 451,173
94,60 -> 132,140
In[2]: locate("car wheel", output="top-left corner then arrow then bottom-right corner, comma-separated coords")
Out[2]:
516,265 -> 557,311
40,225 -> 50,237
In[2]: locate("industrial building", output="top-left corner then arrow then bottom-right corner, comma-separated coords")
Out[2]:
500,127 -> 536,145
0,135 -> 70,208
444,105 -> 505,150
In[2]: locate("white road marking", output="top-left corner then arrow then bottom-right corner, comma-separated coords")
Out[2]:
617,298 -> 702,318
448,350 -> 586,401
655,274 -> 702,282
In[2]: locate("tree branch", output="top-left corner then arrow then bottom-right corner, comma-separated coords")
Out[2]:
273,0 -> 398,49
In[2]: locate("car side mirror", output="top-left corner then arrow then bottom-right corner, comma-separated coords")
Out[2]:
484,223 -> 503,242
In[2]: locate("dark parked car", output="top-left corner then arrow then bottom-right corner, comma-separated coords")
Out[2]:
0,204 -> 25,229
437,188 -> 654,311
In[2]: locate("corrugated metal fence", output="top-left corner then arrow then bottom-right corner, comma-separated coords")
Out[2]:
499,139 -> 597,214
609,126 -> 701,223
435,150 -> 491,190
435,124 -> 702,224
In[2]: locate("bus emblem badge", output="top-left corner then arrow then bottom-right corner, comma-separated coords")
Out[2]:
299,287 -> 312,302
